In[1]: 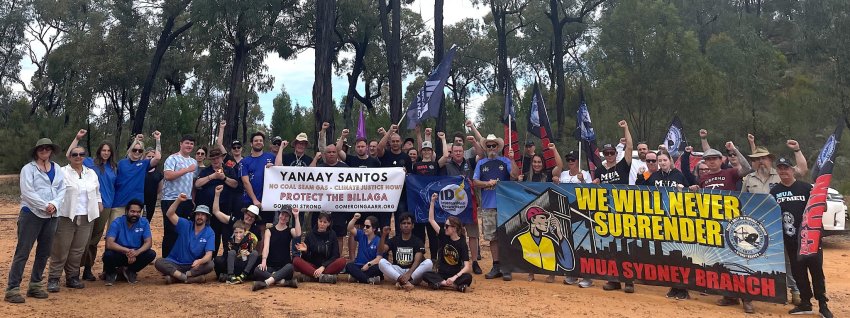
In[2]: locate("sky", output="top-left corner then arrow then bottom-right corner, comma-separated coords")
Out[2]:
13,1 -> 490,126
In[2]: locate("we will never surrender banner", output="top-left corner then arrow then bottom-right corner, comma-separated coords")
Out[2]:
497,182 -> 786,304
262,166 -> 405,212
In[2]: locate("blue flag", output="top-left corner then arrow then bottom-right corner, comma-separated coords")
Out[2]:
663,116 -> 686,162
406,46 -> 457,129
405,175 -> 473,224
573,88 -> 603,174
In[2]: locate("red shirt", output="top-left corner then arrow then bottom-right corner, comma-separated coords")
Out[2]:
698,168 -> 741,191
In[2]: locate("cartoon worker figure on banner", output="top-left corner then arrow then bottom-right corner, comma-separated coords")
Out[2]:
511,206 -> 574,271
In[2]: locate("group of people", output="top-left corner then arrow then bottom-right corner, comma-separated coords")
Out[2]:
3,119 -> 833,318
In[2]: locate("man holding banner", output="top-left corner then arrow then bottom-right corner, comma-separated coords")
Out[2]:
475,134 -> 518,281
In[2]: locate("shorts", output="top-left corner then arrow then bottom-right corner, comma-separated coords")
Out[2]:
480,208 -> 497,241
464,223 -> 480,238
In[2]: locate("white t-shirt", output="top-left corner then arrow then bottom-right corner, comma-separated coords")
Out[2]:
559,170 -> 592,184
629,159 -> 647,185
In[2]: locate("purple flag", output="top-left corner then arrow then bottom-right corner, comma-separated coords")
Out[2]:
357,108 -> 367,140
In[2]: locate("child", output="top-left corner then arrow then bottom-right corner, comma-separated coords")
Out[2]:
226,220 -> 259,284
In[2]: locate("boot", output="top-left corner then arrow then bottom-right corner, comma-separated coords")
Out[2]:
819,300 -> 833,318
484,263 -> 503,279
46,278 -> 60,293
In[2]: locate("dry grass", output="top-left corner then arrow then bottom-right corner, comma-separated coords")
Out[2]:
0,175 -> 19,203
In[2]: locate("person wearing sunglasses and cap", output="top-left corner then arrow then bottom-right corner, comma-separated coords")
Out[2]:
475,133 -> 519,281
5,138 -> 66,303
154,193 -> 215,284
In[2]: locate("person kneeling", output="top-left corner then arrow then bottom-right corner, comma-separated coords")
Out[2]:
422,194 -> 473,292
378,212 -> 432,290
102,199 -> 156,285
154,194 -> 215,284
292,212 -> 346,283
344,213 -> 383,284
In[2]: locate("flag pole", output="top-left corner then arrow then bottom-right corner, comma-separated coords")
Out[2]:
522,131 -> 530,178
507,113 -> 513,156
396,112 -> 407,128
578,141 -> 582,172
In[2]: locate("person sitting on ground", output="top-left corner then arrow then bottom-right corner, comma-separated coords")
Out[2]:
252,205 -> 301,291
423,193 -> 473,292
345,213 -> 383,284
292,212 -> 347,284
102,199 -> 156,286
224,220 -> 259,285
378,213 -> 432,291
153,193 -> 215,284
210,186 -> 264,281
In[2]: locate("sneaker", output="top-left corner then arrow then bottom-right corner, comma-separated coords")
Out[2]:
675,290 -> 690,300
564,277 -> 579,285
348,275 -> 358,283
527,273 -> 534,281
65,277 -> 85,289
318,274 -> 337,284
472,261 -> 482,275
218,274 -> 230,283
624,283 -> 635,293
367,276 -> 381,285
602,281 -> 621,291
104,273 -> 117,286
124,269 -> 138,284
402,281 -> 415,291
47,278 -> 60,293
502,272 -> 513,281
282,279 -> 299,288
788,305 -> 814,315
819,301 -> 833,318
484,264 -> 503,279
252,281 -> 268,291
82,268 -> 96,281
716,297 -> 740,306
227,274 -> 245,285
25,287 -> 48,299
456,284 -> 468,293
164,275 -> 174,285
4,291 -> 24,304
742,300 -> 755,314
429,281 -> 441,290
578,279 -> 594,288
545,275 -> 555,283
791,292 -> 801,305
666,288 -> 677,298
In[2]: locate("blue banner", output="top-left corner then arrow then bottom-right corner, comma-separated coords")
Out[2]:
496,181 -> 786,304
406,175 -> 474,224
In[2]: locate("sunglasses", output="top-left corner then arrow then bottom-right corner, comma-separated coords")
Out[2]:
445,224 -> 456,228
70,152 -> 86,158
196,152 -> 206,156
486,144 -> 498,149
645,159 -> 656,163
131,149 -> 144,154
37,146 -> 52,152
698,168 -> 710,172
231,146 -> 242,149
363,224 -> 372,229
603,152 -> 616,156
566,158 -> 576,162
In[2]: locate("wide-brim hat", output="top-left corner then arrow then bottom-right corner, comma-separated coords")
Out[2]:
482,134 -> 505,150
30,138 -> 60,159
242,205 -> 263,221
748,146 -> 774,159
193,205 -> 211,216
294,133 -> 310,144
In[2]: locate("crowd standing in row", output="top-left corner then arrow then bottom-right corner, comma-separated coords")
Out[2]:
2,120 -> 833,317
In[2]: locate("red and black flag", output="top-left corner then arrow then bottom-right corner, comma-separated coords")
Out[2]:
527,83 -> 557,170
573,88 -> 603,175
502,87 -> 522,171
799,119 -> 843,260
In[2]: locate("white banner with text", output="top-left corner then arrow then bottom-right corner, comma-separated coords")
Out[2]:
261,166 -> 405,212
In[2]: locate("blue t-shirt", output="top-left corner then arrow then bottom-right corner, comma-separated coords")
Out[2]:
83,157 -> 117,208
106,215 -> 152,250
473,157 -> 512,209
166,218 -> 215,265
240,152 -> 276,204
114,158 -> 151,208
353,228 -> 381,266
162,154 -> 197,200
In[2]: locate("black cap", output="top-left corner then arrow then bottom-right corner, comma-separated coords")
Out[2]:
404,137 -> 415,144
272,136 -> 282,145
525,140 -> 535,147
565,151 -> 577,160
231,140 -> 242,147
601,144 -> 616,152
776,157 -> 794,167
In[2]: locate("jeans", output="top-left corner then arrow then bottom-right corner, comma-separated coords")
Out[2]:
422,271 -> 473,287
161,200 -> 195,258
154,258 -> 214,278
48,216 -> 94,280
6,208 -> 58,291
378,258 -> 432,284
254,264 -> 295,283
102,249 -> 156,274
345,262 -> 382,283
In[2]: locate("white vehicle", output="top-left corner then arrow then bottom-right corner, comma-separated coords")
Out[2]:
824,188 -> 847,234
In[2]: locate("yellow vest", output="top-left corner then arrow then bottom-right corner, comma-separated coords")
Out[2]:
517,232 -> 557,271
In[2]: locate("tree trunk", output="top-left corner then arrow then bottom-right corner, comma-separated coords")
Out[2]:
550,0 -> 565,140
379,0 -> 403,123
490,3 -> 510,94
434,0 -> 446,154
343,33 -> 368,130
225,41 -> 249,145
314,0 -> 336,147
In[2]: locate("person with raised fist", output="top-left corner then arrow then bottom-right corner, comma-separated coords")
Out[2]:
154,193 -> 215,284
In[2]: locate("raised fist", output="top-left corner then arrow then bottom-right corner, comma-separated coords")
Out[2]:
322,122 -> 330,130
382,226 -> 391,234
280,140 -> 289,149
377,127 -> 386,136
725,141 -> 735,151
747,134 -> 755,143
315,152 -> 322,159
76,129 -> 87,140
135,134 -> 144,141
437,132 -> 445,139
292,207 -> 299,216
152,130 -> 161,140
215,185 -> 224,193
787,140 -> 800,151
466,136 -> 475,142
685,146 -> 693,153
548,143 -> 556,150
341,129 -> 349,137
431,193 -> 438,202
618,120 -> 627,128
699,129 -> 708,138
390,124 -> 399,132
465,120 -> 474,128
353,213 -> 361,219
425,128 -> 432,135
177,193 -> 188,202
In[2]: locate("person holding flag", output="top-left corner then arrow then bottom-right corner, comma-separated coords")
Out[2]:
574,89 -> 603,175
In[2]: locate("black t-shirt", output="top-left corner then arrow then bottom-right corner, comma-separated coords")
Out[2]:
770,181 -> 812,241
595,159 -> 630,185
412,161 -> 440,176
379,151 -> 411,172
222,155 -> 244,195
443,158 -> 475,179
282,152 -> 313,167
196,165 -> 238,208
144,168 -> 163,204
346,155 -> 381,168
266,226 -> 294,268
387,234 -> 426,269
437,228 -> 469,276
525,169 -> 553,182
318,161 -> 348,168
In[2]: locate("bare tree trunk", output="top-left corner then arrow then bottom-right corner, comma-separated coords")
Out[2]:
379,0 -> 403,123
343,32 -> 368,130
314,0 -> 336,147
225,41 -> 249,145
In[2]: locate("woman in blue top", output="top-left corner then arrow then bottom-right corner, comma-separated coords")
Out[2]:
66,129 -> 118,282
344,213 -> 383,284
5,138 -> 66,304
